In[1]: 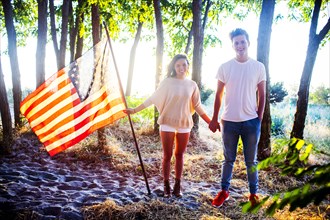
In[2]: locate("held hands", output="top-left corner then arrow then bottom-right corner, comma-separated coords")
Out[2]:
209,119 -> 221,133
123,108 -> 135,115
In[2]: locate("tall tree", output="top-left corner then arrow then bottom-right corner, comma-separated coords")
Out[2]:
69,0 -> 76,63
0,49 -> 13,151
91,3 -> 107,148
126,22 -> 143,96
185,0 -> 212,55
291,0 -> 330,139
74,0 -> 85,60
1,0 -> 22,127
49,0 -> 70,70
36,0 -> 48,88
191,0 -> 204,134
256,0 -> 275,160
153,0 -> 164,132
123,0 -> 154,97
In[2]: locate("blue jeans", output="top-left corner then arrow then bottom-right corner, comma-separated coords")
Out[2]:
220,117 -> 261,194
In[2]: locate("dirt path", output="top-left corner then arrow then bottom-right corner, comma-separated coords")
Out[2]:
0,132 -> 238,219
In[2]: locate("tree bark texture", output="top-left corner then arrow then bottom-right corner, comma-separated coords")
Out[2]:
49,0 -> 60,68
2,0 -> 22,127
191,0 -> 204,133
184,28 -> 193,55
0,55 -> 13,149
59,0 -> 70,70
36,0 -> 48,88
291,0 -> 330,139
153,0 -> 164,133
91,3 -> 106,148
256,0 -> 275,160
69,0 -> 76,63
74,0 -> 84,60
126,22 -> 143,96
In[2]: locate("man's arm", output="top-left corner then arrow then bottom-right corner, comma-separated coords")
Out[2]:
209,80 -> 225,132
257,80 -> 266,121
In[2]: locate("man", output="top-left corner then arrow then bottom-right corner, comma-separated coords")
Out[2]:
209,28 -> 266,207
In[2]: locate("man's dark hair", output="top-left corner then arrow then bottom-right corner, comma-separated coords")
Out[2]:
229,28 -> 250,43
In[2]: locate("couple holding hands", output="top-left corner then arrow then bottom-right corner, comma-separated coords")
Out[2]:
124,28 -> 266,207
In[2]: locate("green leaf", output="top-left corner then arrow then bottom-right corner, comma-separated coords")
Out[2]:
299,144 -> 313,162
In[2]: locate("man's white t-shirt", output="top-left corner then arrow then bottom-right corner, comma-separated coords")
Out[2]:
216,58 -> 266,122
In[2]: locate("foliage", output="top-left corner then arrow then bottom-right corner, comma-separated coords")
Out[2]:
200,84 -> 214,104
123,96 -> 154,126
6,87 -> 32,104
271,116 -> 285,136
0,0 -> 38,47
242,138 -> 330,216
270,82 -> 288,104
98,0 -> 154,42
309,85 -> 330,105
271,102 -> 330,154
162,0 -> 238,57
285,0 -> 330,44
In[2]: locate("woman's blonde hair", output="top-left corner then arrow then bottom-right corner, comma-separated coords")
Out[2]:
167,54 -> 190,78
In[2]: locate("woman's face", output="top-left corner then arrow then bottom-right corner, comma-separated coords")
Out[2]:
174,58 -> 189,79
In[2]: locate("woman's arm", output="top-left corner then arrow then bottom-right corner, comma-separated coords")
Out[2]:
200,113 -> 211,124
123,103 -> 147,115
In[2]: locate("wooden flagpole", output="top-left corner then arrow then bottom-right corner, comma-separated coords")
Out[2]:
103,21 -> 151,195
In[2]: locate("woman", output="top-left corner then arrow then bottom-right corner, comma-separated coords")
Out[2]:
124,54 -> 211,198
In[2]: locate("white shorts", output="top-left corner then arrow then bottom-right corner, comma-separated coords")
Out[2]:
160,124 -> 191,133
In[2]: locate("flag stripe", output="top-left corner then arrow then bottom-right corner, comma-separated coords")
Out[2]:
28,86 -> 77,125
21,70 -> 68,114
20,39 -> 127,156
23,78 -> 70,118
32,95 -> 80,133
38,91 -> 123,142
33,86 -> 113,135
45,103 -> 125,153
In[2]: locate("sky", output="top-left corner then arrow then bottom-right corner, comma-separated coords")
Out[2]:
1,6 -> 329,97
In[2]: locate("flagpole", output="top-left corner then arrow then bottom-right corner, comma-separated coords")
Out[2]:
103,21 -> 151,195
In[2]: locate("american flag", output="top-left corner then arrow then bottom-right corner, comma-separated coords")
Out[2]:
20,39 -> 126,156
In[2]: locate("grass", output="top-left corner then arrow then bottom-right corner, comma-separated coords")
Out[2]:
270,103 -> 330,157
72,118 -> 329,219
1,97 -> 329,219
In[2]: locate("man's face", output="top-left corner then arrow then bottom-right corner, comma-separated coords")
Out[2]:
232,35 -> 250,57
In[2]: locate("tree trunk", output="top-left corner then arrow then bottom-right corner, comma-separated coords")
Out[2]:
91,3 -> 106,148
36,0 -> 48,88
69,0 -> 76,63
126,22 -> 143,96
291,0 -> 329,139
191,0 -> 204,134
256,0 -> 275,160
59,0 -> 70,70
153,0 -> 164,133
49,0 -> 60,67
0,54 -> 13,151
74,0 -> 84,60
2,0 -> 22,127
184,28 -> 193,54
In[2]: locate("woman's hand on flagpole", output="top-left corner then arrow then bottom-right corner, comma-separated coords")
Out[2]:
123,108 -> 135,114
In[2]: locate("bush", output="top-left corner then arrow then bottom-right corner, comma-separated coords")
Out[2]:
271,116 -> 285,136
200,85 -> 214,104
309,85 -> 330,105
242,138 -> 330,216
270,82 -> 288,104
123,96 -> 154,127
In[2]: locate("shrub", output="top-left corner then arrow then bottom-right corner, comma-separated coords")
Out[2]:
200,85 -> 214,104
270,82 -> 288,104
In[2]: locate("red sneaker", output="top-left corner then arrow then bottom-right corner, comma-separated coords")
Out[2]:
212,190 -> 229,207
249,194 -> 259,207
